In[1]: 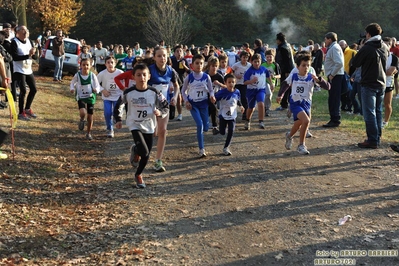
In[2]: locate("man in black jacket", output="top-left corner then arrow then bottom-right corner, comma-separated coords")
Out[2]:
351,23 -> 389,149
275,32 -> 295,111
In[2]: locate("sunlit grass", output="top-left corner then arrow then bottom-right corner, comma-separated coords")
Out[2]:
285,89 -> 399,143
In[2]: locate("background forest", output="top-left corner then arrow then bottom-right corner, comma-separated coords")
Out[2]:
1,0 -> 399,48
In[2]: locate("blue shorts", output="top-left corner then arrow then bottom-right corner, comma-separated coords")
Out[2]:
246,89 -> 266,109
290,98 -> 311,121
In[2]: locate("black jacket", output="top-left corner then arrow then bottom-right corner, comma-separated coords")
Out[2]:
275,42 -> 295,75
351,37 -> 389,89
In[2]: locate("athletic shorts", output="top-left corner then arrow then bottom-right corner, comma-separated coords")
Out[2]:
78,100 -> 94,115
385,86 -> 394,93
290,98 -> 311,121
246,89 -> 266,109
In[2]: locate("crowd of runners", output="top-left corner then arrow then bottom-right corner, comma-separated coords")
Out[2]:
1,22 -> 399,188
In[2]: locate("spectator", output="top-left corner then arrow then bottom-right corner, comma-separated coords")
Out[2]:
10,25 -> 38,120
52,30 -> 65,82
351,23 -> 389,149
322,32 -> 345,128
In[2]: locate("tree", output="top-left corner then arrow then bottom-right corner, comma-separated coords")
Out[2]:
29,0 -> 83,33
143,0 -> 191,46
1,0 -> 27,25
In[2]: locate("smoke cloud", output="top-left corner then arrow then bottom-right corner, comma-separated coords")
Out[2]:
270,17 -> 300,42
235,0 -> 271,19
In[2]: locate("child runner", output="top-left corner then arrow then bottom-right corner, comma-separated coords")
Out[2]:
232,51 -> 251,120
79,45 -> 93,66
218,54 -> 233,77
262,49 -> 281,116
121,48 -> 135,71
181,54 -> 216,157
205,56 -> 226,134
114,57 -> 144,90
97,56 -> 124,138
114,45 -> 127,70
70,58 -> 101,140
243,53 -> 274,130
148,47 -> 180,172
215,74 -> 244,155
277,52 -> 330,155
114,64 -> 169,188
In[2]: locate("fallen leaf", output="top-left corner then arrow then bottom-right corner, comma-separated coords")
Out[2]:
275,253 -> 283,260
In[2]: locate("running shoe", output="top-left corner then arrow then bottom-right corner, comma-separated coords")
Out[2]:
24,109 -> 37,118
297,144 -> 310,155
85,133 -> 93,140
306,130 -> 313,138
106,130 -> 114,138
135,174 -> 146,188
212,127 -> 220,135
244,121 -> 250,130
223,147 -> 232,156
78,120 -> 86,131
154,159 -> 166,172
18,112 -> 30,121
259,122 -> 265,129
285,131 -> 293,150
176,114 -> 183,121
199,149 -> 207,158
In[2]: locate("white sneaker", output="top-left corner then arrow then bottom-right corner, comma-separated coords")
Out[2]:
306,130 -> 313,138
382,121 -> 388,129
297,144 -> 310,155
285,131 -> 293,150
259,122 -> 265,129
106,130 -> 114,138
176,114 -> 183,121
244,121 -> 250,130
395,94 -> 399,99
223,147 -> 232,156
199,149 -> 207,158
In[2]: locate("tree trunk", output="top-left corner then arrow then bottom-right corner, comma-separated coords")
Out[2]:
17,0 -> 27,27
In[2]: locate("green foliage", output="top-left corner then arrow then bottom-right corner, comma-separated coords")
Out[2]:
65,0 -> 399,47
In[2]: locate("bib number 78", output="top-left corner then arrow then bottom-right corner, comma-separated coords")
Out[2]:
137,110 -> 148,118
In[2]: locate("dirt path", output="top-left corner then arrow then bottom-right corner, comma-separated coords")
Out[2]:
1,82 -> 399,265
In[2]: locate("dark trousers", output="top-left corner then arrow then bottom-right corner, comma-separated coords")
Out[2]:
328,74 -> 345,123
235,84 -> 247,117
131,130 -> 153,176
13,72 -> 37,114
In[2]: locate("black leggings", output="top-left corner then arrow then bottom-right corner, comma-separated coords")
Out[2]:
131,130 -> 153,176
219,116 -> 235,148
13,72 -> 37,114
208,98 -> 218,127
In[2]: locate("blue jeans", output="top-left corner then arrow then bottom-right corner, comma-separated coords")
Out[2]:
360,86 -> 384,145
54,55 -> 65,80
103,100 -> 117,131
190,105 -> 209,149
350,81 -> 362,114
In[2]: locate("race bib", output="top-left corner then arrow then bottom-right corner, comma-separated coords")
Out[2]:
132,105 -> 153,122
188,83 -> 208,102
153,84 -> 169,99
78,84 -> 92,99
